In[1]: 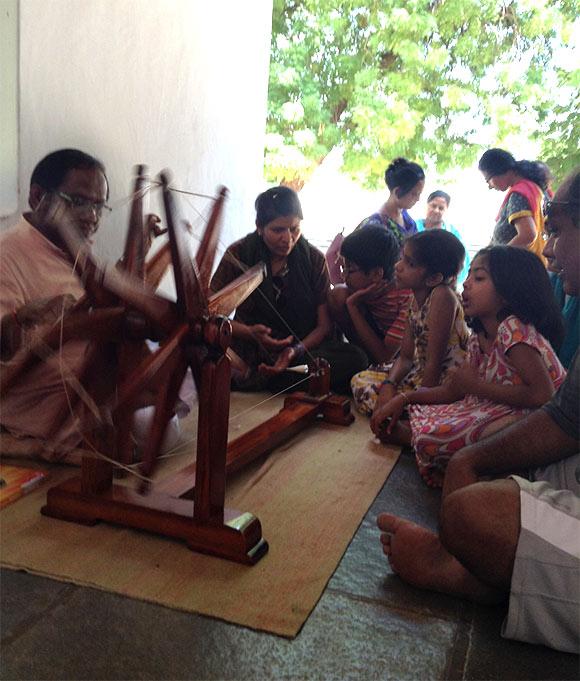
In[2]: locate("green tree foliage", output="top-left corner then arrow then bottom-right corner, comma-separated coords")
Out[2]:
266,0 -> 579,188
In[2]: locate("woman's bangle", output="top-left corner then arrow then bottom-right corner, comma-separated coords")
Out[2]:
381,378 -> 397,388
400,392 -> 410,405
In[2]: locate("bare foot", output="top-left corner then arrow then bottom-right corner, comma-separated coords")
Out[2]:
377,513 -> 505,604
418,464 -> 444,488
377,420 -> 412,447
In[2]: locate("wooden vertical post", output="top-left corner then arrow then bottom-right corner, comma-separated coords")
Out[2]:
193,352 -> 231,525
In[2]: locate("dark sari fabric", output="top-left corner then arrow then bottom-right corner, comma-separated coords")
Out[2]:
210,231 -> 329,372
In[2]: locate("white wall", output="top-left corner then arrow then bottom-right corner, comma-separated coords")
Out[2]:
2,0 -> 272,269
0,0 -> 19,216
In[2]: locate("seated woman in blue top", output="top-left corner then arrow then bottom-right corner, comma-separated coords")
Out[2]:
357,158 -> 425,246
416,190 -> 470,286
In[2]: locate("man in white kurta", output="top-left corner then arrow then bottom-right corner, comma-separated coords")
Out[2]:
0,149 -> 109,458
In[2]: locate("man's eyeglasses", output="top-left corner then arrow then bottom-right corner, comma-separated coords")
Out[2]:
55,191 -> 111,216
541,229 -> 556,242
340,263 -> 361,276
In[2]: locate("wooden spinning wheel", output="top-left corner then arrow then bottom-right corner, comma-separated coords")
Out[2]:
2,167 -> 354,565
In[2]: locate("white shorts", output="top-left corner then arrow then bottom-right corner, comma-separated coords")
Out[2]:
502,475 -> 580,653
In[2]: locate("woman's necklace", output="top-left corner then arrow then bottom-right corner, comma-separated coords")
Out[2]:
271,257 -> 288,277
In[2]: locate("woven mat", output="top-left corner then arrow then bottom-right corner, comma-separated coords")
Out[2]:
0,393 -> 400,638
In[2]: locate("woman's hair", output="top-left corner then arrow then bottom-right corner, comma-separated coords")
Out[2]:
30,148 -> 109,198
384,158 -> 425,196
341,226 -> 399,280
405,229 -> 465,281
427,190 -> 451,205
255,186 -> 303,228
478,148 -> 550,191
469,246 -> 564,349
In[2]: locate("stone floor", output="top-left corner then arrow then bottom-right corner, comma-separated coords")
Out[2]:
1,451 -> 578,680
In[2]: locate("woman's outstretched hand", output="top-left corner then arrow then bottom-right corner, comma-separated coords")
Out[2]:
258,346 -> 297,376
249,324 -> 293,351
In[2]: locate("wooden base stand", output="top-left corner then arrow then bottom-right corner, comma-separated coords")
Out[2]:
157,381 -> 354,499
41,476 -> 267,565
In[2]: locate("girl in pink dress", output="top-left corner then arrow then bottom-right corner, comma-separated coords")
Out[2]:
375,246 -> 566,487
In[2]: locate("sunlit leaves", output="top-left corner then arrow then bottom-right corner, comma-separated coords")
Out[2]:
266,0 -> 577,186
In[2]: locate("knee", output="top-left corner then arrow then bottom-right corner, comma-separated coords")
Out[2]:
440,480 -> 520,556
439,486 -> 481,553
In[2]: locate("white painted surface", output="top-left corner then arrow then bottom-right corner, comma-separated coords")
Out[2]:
0,0 -> 19,216
2,0 -> 272,280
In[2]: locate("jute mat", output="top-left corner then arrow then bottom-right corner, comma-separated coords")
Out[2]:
0,393 -> 400,638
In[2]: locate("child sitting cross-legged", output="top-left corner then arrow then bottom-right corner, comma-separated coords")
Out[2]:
355,229 -> 470,429
376,246 -> 567,487
328,226 -> 412,364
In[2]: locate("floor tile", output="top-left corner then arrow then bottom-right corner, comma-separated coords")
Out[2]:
0,582 -> 459,681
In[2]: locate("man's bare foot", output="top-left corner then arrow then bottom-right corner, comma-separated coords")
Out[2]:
377,513 -> 505,604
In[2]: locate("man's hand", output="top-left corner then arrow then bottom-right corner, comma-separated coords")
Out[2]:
15,294 -> 77,328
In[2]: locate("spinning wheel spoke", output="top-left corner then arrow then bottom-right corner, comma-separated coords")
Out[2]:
208,263 -> 266,316
113,323 -> 189,413
139,357 -> 188,485
195,186 -> 227,292
99,265 -> 178,335
159,171 -> 208,322
0,307 -> 125,398
121,164 -> 148,279
145,242 -> 172,289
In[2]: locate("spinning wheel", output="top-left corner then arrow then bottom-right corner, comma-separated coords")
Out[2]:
2,166 -> 354,565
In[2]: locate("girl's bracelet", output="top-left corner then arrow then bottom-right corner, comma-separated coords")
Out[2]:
381,378 -> 397,388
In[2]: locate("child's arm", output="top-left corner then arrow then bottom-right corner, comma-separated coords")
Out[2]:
345,284 -> 398,363
371,320 -> 415,414
422,286 -> 460,387
370,371 -> 464,435
385,318 -> 415,383
451,343 -> 556,408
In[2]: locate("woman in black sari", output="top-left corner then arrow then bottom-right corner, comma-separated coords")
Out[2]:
210,186 -> 367,393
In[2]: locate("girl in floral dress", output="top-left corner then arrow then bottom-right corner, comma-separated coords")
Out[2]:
375,246 -> 566,487
354,229 -> 469,429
